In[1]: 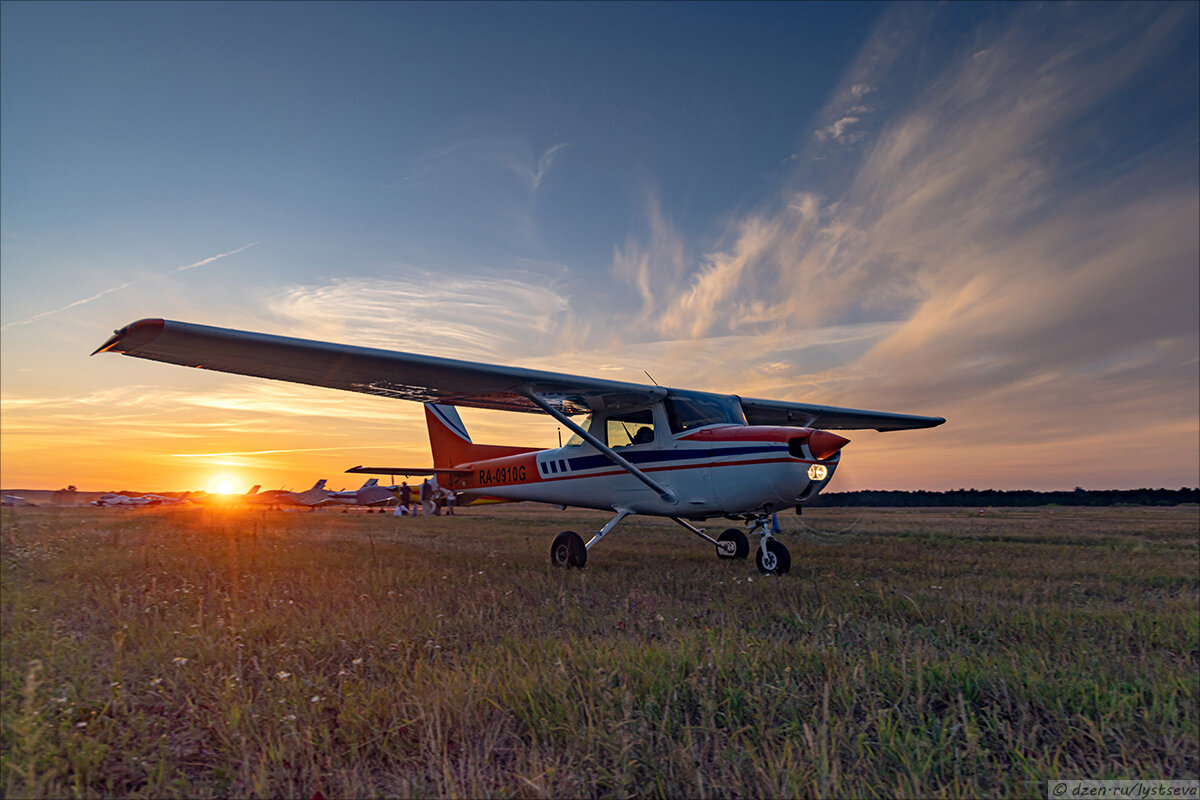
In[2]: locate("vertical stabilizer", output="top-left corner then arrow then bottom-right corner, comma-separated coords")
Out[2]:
425,403 -> 474,469
424,402 -> 543,468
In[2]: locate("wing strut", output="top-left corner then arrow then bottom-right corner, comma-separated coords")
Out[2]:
520,389 -> 677,504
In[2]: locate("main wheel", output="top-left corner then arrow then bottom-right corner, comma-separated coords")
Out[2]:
716,528 -> 749,560
550,530 -> 588,568
755,539 -> 791,575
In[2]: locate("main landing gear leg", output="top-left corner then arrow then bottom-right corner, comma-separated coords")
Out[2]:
671,518 -> 749,560
551,508 -> 633,569
751,515 -> 790,575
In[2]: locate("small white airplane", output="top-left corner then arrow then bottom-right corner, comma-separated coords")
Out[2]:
325,478 -> 398,507
94,318 -> 944,573
92,492 -> 189,507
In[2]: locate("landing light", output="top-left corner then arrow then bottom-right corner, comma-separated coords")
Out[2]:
807,464 -> 828,481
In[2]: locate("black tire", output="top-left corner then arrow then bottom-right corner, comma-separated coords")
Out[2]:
755,539 -> 791,575
550,530 -> 588,568
716,528 -> 749,560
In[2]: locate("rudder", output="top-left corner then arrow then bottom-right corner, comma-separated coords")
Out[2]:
425,404 -> 474,469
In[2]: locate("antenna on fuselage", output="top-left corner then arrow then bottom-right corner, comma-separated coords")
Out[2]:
643,370 -> 661,387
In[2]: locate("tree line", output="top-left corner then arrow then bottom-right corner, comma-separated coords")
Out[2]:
809,487 -> 1200,507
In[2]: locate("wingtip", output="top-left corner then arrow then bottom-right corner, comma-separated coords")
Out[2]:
91,318 -> 165,356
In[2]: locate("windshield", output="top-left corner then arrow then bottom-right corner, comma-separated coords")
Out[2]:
564,414 -> 596,447
664,392 -> 745,433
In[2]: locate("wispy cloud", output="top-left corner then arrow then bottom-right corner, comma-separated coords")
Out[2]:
265,268 -> 576,362
1,242 -> 258,331
408,137 -> 571,196
815,115 -> 863,143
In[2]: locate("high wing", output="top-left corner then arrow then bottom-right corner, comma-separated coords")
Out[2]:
93,318 -> 944,430
738,397 -> 944,432
93,318 -> 661,416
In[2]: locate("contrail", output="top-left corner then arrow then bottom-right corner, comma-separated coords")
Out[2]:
170,444 -> 399,458
1,241 -> 258,332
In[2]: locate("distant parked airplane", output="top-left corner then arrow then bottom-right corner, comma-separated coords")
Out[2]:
244,480 -> 331,508
92,493 -> 189,507
325,478 -> 397,507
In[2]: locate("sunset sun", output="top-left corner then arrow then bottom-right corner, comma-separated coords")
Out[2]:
210,477 -> 238,495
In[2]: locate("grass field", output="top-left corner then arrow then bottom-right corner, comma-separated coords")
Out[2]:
2,504 -> 1197,798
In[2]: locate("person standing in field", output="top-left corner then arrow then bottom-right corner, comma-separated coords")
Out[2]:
420,478 -> 434,517
399,481 -> 412,516
444,489 -> 456,516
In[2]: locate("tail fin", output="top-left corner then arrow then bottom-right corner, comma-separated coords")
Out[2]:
246,485 -> 261,496
424,403 -> 540,468
312,479 -> 327,490
425,403 -> 475,469
359,478 -> 379,489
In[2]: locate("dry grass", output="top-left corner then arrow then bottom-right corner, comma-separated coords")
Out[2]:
2,504 -> 1197,798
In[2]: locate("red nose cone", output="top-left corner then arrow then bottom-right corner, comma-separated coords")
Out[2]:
809,430 -> 850,460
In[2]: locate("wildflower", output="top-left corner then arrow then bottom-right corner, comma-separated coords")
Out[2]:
76,721 -> 87,728
310,695 -> 323,703
282,714 -> 297,721
351,658 -> 363,665
276,671 -> 291,680
54,696 -> 68,703
172,657 -> 188,665
150,678 -> 163,686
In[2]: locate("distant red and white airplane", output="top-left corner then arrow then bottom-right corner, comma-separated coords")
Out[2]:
94,318 -> 944,573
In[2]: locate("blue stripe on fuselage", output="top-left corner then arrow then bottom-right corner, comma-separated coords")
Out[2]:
564,444 -> 788,473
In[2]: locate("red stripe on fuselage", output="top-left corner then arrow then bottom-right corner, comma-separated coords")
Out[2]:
680,425 -> 809,443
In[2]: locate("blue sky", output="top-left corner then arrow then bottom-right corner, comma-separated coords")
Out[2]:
2,2 -> 1197,492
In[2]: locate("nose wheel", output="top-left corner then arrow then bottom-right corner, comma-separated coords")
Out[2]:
755,538 -> 791,575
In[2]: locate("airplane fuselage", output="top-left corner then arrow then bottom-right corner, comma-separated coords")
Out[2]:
445,424 -> 841,519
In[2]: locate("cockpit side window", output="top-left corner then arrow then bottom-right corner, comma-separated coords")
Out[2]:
665,392 -> 745,433
607,409 -> 655,448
